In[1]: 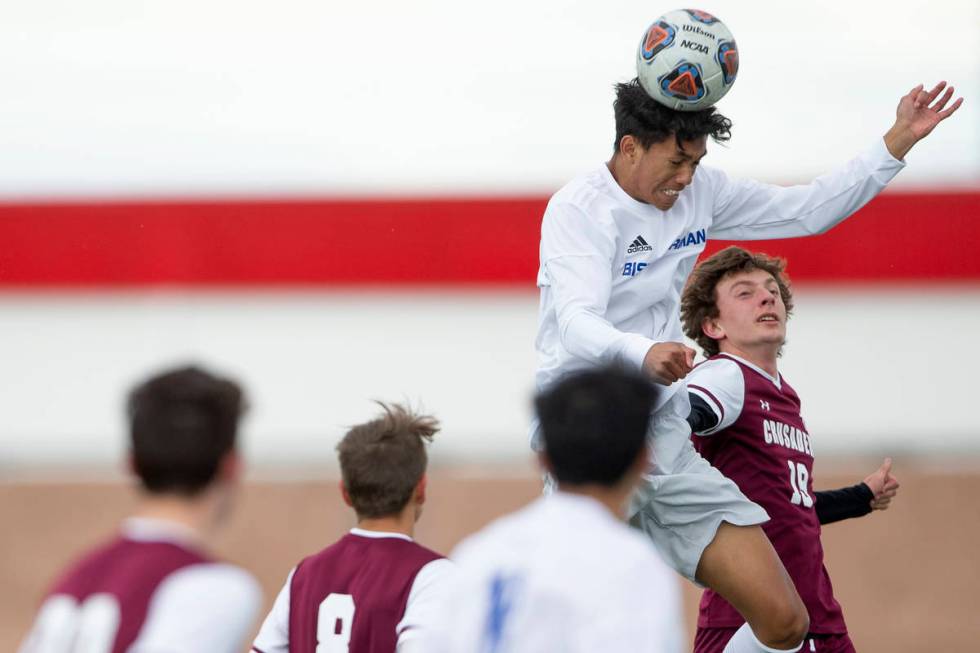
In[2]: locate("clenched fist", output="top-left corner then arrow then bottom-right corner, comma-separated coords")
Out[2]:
643,342 -> 696,385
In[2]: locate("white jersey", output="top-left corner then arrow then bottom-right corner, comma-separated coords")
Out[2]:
534,138 -> 904,408
18,517 -> 262,653
422,492 -> 683,653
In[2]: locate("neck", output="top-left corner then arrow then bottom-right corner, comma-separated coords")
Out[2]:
356,507 -> 416,538
132,493 -> 216,541
720,343 -> 779,378
607,156 -> 638,201
557,483 -> 633,520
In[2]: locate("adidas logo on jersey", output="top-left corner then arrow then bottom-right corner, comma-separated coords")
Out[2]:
627,235 -> 653,255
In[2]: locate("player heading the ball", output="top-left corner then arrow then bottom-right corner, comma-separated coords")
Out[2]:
533,17 -> 961,650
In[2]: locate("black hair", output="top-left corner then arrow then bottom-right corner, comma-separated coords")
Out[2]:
535,368 -> 657,487
127,365 -> 245,496
613,78 -> 732,151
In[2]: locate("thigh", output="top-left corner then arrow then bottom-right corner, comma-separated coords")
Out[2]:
695,522 -> 805,631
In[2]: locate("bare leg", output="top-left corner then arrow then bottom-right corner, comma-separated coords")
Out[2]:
696,522 -> 808,650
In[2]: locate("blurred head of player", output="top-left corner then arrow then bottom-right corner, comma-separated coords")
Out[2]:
336,402 -> 439,528
682,246 -> 795,362
127,365 -> 246,529
535,368 -> 657,511
609,78 -> 732,210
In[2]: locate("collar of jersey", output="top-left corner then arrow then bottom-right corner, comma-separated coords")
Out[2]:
349,527 -> 413,542
121,516 -> 203,545
597,163 -> 665,216
718,352 -> 782,389
544,490 -> 623,524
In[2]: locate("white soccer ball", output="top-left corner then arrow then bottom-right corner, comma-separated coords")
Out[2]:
636,8 -> 739,111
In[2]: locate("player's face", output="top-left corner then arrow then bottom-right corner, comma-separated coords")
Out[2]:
712,269 -> 787,352
631,136 -> 707,210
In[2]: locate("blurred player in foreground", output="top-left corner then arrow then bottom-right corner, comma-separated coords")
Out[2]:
533,78 -> 957,652
426,368 -> 682,652
681,247 -> 900,653
18,365 -> 261,653
251,402 -> 451,653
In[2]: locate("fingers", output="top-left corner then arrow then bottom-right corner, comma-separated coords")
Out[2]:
916,80 -> 946,108
907,83 -> 923,105
683,346 -> 696,369
879,457 -> 892,476
931,86 -> 955,112
938,96 -> 964,120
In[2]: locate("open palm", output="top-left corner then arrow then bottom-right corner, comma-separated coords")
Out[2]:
897,81 -> 963,140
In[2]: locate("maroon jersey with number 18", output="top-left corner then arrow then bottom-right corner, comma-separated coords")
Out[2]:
688,353 -> 847,635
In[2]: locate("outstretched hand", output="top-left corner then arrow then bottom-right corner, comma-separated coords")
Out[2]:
884,81 -> 963,160
863,457 -> 900,511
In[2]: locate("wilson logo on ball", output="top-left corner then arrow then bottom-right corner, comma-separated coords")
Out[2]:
640,20 -> 676,61
684,9 -> 718,25
659,62 -> 706,101
717,41 -> 739,85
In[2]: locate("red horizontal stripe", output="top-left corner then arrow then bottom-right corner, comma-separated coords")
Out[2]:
0,192 -> 976,287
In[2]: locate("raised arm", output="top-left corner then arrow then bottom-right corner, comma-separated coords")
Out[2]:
709,81 -> 962,241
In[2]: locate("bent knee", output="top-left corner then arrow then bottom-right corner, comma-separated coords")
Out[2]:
754,602 -> 809,649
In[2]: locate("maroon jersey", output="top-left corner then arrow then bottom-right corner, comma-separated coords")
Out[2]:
286,532 -> 444,653
689,353 -> 847,635
38,536 -> 210,652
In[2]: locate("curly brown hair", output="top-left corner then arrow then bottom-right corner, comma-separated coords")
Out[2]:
681,247 -> 794,358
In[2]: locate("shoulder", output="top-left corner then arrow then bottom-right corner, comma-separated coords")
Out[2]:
153,562 -> 261,609
544,170 -> 619,232
688,356 -> 746,433
132,563 -> 262,653
449,502 -> 536,566
689,356 -> 744,394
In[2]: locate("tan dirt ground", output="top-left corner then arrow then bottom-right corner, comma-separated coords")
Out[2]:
2,459 -> 978,652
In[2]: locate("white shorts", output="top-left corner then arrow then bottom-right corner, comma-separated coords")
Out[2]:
533,390 -> 768,582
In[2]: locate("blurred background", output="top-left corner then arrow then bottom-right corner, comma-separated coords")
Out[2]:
1,1 -> 978,651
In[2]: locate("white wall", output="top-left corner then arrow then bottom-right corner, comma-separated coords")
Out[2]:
2,287 -> 978,468
0,0 -> 976,198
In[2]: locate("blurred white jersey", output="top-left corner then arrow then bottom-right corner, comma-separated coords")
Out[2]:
423,492 -> 683,653
534,138 -> 904,412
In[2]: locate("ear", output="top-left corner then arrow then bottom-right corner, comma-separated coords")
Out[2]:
217,450 -> 243,484
702,316 -> 725,341
415,474 -> 427,506
536,451 -> 553,475
339,481 -> 354,508
619,135 -> 637,160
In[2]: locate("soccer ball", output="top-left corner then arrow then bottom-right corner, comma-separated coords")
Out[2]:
636,8 -> 739,111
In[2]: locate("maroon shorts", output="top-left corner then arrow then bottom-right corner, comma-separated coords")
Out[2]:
694,627 -> 856,653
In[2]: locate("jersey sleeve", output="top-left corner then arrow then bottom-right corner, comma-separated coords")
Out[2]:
686,358 -> 744,435
705,138 -> 905,240
128,563 -> 262,653
541,200 -> 657,371
250,567 -> 295,653
396,558 -> 455,651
